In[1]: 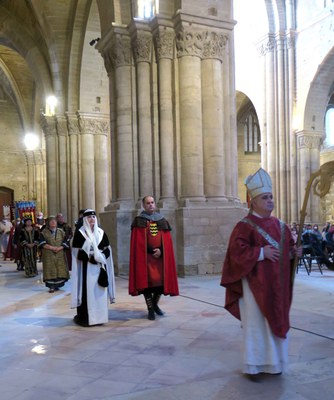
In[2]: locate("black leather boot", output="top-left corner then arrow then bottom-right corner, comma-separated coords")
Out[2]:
152,293 -> 164,316
144,293 -> 155,320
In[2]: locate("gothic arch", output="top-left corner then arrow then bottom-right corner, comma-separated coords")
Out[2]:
303,47 -> 334,134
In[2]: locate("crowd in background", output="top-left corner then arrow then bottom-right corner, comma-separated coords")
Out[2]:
290,221 -> 334,267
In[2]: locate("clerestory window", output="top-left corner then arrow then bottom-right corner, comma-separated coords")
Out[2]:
244,111 -> 260,153
324,106 -> 334,147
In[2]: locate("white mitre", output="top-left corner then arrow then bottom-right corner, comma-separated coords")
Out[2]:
245,168 -> 272,200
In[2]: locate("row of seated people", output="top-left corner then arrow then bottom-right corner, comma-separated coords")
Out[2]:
299,223 -> 334,270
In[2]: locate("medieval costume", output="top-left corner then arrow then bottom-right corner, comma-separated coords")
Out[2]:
221,168 -> 298,377
129,205 -> 179,320
19,218 -> 39,277
71,209 -> 115,327
39,217 -> 70,292
0,218 -> 12,260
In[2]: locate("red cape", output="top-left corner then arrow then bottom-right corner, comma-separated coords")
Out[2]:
129,224 -> 179,296
221,214 -> 295,338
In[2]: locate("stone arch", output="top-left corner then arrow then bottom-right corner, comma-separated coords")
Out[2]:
0,5 -> 53,99
303,47 -> 334,134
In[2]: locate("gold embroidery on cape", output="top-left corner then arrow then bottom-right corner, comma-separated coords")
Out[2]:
150,223 -> 158,237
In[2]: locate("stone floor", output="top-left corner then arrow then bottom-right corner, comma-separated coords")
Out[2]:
0,260 -> 334,400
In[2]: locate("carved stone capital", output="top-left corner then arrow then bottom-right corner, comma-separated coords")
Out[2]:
153,29 -> 174,60
257,35 -> 276,56
108,34 -> 132,70
40,114 -> 57,137
66,113 -> 80,136
202,31 -> 228,61
77,113 -> 110,136
297,131 -> 323,150
175,27 -> 204,58
56,116 -> 68,137
132,30 -> 152,63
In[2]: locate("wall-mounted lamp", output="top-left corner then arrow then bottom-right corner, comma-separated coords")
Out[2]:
89,38 -> 100,46
24,132 -> 39,150
45,95 -> 57,116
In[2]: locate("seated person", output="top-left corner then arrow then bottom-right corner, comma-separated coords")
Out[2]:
302,224 -> 332,267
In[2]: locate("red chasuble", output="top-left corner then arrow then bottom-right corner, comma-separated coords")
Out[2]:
129,217 -> 179,296
221,214 -> 295,338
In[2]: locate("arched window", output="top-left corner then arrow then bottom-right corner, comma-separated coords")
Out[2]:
324,106 -> 334,147
134,0 -> 159,19
244,111 -> 260,153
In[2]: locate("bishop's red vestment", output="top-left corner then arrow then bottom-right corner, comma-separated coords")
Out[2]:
221,213 -> 295,338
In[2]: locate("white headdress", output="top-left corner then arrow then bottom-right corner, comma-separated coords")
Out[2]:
245,168 -> 272,200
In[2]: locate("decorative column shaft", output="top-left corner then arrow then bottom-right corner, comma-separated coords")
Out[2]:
152,24 -> 176,203
78,113 -> 96,210
40,115 -> 58,215
67,113 -> 79,223
201,31 -> 227,199
102,31 -> 135,205
131,23 -> 154,199
94,118 -> 110,213
297,131 -> 322,222
56,116 -> 68,220
175,26 -> 204,200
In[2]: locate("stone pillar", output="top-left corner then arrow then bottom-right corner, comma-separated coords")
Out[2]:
40,114 -> 58,215
152,21 -> 176,205
287,32 -> 298,223
175,24 -> 205,201
100,30 -> 135,206
130,22 -> 154,199
24,151 -> 35,201
77,113 -> 96,210
56,116 -> 68,220
276,34 -> 288,220
94,118 -> 110,213
297,130 -> 322,222
66,113 -> 80,224
265,35 -> 277,201
34,149 -> 47,216
201,32 -> 228,199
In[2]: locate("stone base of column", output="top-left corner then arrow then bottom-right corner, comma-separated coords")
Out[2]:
99,201 -> 247,277
175,202 -> 247,276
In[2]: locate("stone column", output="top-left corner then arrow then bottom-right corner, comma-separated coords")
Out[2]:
77,113 -> 96,210
130,22 -> 154,199
261,35 -> 277,202
297,130 -> 322,222
100,30 -> 135,206
24,151 -> 35,201
56,116 -> 68,219
152,22 -> 176,205
276,34 -> 288,220
201,31 -> 228,199
175,25 -> 205,201
40,114 -> 58,215
287,32 -> 298,223
66,112 -> 80,223
34,149 -> 47,216
94,118 -> 110,213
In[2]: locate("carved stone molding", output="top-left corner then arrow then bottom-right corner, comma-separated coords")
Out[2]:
153,29 -> 174,60
132,30 -> 152,63
297,131 -> 322,150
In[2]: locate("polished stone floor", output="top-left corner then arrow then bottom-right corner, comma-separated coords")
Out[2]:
0,260 -> 334,400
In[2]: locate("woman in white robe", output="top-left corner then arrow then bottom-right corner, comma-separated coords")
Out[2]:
71,209 -> 115,326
